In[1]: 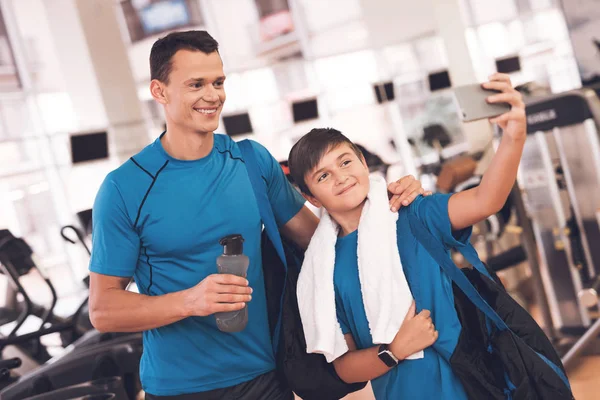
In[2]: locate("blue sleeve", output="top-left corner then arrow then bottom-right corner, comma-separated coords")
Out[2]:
335,292 -> 351,335
250,141 -> 306,227
411,193 -> 472,249
89,177 -> 140,277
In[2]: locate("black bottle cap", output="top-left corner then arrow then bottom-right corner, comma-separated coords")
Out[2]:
220,234 -> 244,255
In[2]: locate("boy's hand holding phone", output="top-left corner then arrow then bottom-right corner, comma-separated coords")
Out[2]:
482,73 -> 527,141
453,73 -> 526,142
389,301 -> 438,361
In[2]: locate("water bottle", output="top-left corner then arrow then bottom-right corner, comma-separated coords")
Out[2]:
215,234 -> 250,332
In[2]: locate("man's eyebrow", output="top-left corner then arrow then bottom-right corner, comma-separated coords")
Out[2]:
184,76 -> 226,84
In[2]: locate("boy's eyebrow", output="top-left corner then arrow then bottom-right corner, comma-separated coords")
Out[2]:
310,152 -> 352,179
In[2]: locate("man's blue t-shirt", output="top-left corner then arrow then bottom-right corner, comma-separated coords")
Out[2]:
334,194 -> 470,400
89,133 -> 305,396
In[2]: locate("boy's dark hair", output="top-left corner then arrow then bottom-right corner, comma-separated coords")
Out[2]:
288,128 -> 363,196
150,30 -> 219,83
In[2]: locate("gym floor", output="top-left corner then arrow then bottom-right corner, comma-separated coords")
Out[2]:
327,356 -> 600,399
569,356 -> 600,400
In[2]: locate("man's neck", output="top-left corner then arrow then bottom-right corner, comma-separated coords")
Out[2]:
161,125 -> 214,160
330,201 -> 366,237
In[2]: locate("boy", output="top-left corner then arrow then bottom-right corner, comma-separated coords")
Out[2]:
287,73 -> 526,399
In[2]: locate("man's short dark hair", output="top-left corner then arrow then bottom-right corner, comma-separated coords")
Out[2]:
150,30 -> 219,83
288,128 -> 363,196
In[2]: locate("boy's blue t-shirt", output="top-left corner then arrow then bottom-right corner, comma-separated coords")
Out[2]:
89,133 -> 305,396
334,193 -> 470,400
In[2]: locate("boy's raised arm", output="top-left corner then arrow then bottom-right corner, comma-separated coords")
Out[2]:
448,73 -> 526,231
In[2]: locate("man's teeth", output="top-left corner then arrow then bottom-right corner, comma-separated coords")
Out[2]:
195,109 -> 217,114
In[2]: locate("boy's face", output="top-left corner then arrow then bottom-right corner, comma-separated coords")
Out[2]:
303,143 -> 370,213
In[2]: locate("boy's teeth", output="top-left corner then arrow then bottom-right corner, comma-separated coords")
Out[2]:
196,109 -> 216,114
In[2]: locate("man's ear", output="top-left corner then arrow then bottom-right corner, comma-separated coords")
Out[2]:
302,192 -> 322,209
150,80 -> 168,105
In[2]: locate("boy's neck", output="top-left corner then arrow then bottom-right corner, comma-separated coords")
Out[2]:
330,200 -> 366,237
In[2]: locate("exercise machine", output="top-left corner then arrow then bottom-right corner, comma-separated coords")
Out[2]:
0,230 -> 142,399
518,88 -> 600,367
0,230 -> 92,363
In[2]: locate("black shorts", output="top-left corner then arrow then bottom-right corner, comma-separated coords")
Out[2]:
144,370 -> 294,400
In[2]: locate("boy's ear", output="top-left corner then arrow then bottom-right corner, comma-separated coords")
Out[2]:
360,153 -> 368,168
302,193 -> 322,209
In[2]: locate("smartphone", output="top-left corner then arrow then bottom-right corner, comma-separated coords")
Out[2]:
453,83 -> 511,122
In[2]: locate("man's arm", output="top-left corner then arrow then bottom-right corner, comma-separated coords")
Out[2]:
89,272 -> 251,332
280,206 -> 319,250
387,175 -> 432,212
448,73 -> 526,231
89,273 -> 188,332
280,176 -> 428,249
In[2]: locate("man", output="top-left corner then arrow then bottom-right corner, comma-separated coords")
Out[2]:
88,30 -> 425,399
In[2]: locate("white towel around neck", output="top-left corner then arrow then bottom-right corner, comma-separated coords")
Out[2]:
296,175 -> 423,363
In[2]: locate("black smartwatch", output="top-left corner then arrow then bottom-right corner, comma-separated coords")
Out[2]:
377,344 -> 399,367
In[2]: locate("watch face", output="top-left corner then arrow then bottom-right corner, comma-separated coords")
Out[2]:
378,346 -> 398,367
